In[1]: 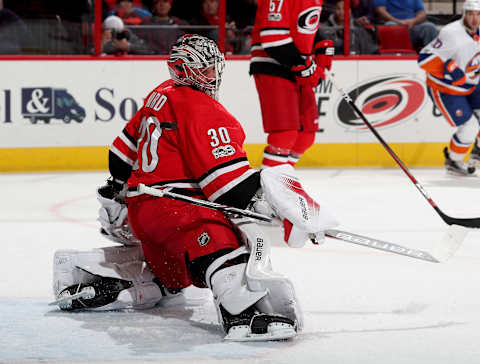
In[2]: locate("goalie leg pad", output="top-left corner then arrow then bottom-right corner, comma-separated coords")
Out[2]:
233,218 -> 304,330
53,246 -> 165,310
206,219 -> 302,341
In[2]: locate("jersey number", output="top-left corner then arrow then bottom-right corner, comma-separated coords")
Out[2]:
207,127 -> 231,147
138,116 -> 162,172
269,0 -> 283,12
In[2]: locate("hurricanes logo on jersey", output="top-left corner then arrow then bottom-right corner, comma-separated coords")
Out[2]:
297,7 -> 321,34
333,74 -> 426,131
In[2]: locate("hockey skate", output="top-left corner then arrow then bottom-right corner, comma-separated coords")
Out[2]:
468,143 -> 480,168
220,305 -> 297,342
52,269 -> 134,311
443,147 -> 476,176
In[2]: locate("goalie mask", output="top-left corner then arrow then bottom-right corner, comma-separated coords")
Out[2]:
167,34 -> 225,100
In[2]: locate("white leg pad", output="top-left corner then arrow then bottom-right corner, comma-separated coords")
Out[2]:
234,218 -> 304,330
53,245 -> 163,310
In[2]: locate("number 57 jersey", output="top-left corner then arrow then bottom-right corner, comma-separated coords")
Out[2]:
110,80 -> 256,202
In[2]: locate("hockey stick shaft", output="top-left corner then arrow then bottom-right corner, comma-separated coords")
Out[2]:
137,184 -> 273,222
137,184 -> 440,262
325,229 -> 439,263
326,69 -> 480,228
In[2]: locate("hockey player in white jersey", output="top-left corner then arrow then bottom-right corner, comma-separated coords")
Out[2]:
418,0 -> 480,175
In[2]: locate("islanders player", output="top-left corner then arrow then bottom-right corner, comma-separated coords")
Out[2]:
418,0 -> 480,175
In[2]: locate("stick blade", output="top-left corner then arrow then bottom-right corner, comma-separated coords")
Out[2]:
431,224 -> 468,262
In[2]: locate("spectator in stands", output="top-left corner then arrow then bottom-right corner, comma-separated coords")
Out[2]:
352,0 -> 376,26
372,0 -> 438,50
109,0 -> 152,25
321,0 -> 378,54
102,15 -> 152,55
190,0 -> 238,54
144,0 -> 188,54
0,0 -> 30,54
227,0 -> 257,30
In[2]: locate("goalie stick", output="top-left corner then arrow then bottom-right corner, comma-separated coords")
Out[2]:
137,184 -> 465,263
325,69 -> 480,229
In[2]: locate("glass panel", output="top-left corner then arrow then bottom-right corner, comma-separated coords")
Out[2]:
1,0 -> 95,55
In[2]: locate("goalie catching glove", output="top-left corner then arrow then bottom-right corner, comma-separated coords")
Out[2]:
97,178 -> 140,246
258,165 -> 339,247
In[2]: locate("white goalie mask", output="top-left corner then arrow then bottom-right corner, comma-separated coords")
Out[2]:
167,34 -> 225,100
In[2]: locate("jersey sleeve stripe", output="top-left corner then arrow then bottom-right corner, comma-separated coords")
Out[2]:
250,56 -> 281,65
120,131 -> 137,153
260,29 -> 290,36
199,159 -> 251,188
207,168 -> 257,202
122,128 -> 137,147
110,144 -> 136,166
261,37 -> 294,48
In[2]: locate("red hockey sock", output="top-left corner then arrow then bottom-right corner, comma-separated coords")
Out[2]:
289,131 -> 315,166
262,130 -> 298,168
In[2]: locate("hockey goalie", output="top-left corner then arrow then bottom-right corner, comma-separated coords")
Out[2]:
52,34 -> 338,342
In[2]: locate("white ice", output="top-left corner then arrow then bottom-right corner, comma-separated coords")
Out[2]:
1,168 -> 480,364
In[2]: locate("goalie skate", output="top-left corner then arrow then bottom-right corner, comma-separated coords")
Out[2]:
51,269 -> 133,311
221,306 -> 297,342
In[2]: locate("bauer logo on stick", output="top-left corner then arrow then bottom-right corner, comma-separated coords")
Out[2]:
334,74 -> 426,131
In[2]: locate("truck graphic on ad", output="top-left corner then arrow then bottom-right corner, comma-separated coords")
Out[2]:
21,87 -> 86,124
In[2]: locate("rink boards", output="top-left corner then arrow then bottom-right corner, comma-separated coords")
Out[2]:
0,58 -> 454,172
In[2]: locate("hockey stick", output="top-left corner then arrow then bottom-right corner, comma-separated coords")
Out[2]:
325,69 -> 480,228
137,184 -> 463,263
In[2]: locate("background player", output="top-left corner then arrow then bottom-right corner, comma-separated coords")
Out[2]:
418,0 -> 480,175
52,34 -> 337,341
250,0 -> 334,168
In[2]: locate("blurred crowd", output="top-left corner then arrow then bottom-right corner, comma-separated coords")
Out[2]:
0,0 -> 462,56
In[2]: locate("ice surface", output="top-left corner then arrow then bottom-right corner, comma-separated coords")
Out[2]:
1,168 -> 480,363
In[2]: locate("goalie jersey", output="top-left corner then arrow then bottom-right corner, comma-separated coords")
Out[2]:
109,80 -> 259,207
418,19 -> 480,95
250,0 -> 324,81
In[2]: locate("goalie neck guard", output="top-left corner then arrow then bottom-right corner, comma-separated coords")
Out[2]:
167,34 -> 225,100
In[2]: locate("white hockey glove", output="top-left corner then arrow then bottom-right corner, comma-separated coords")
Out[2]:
260,165 -> 339,248
97,179 -> 140,246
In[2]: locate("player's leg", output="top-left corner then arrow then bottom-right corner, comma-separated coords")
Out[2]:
253,74 -> 301,168
290,85 -> 319,166
187,218 -> 301,341
52,245 -> 171,311
429,87 -> 477,175
467,86 -> 480,165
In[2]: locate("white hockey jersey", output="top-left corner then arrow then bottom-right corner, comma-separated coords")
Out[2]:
418,19 -> 480,95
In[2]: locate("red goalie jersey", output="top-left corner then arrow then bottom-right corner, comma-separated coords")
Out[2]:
109,80 -> 258,204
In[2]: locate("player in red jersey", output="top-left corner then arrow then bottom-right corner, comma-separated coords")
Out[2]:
52,34 -> 337,341
250,0 -> 334,168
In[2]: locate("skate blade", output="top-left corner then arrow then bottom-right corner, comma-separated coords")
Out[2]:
224,324 -> 297,342
48,287 -> 94,306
